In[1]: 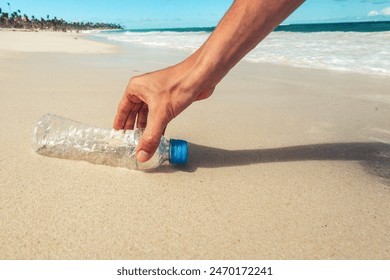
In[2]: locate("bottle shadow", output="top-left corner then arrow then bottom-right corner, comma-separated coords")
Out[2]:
165,142 -> 390,183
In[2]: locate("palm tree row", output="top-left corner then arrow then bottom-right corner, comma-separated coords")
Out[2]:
0,6 -> 123,31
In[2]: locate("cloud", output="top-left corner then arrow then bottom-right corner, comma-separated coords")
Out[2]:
382,7 -> 390,14
368,6 -> 390,15
368,10 -> 380,15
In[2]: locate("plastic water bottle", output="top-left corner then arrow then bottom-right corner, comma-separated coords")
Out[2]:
32,114 -> 188,170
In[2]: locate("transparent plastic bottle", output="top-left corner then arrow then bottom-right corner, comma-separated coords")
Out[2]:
32,114 -> 188,170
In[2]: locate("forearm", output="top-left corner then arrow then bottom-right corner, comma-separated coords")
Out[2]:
115,0 -> 304,161
186,0 -> 305,90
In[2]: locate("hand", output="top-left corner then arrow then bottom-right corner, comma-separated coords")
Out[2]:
113,60 -> 215,162
113,0 -> 304,163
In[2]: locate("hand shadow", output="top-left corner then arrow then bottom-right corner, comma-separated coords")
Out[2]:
166,142 -> 390,184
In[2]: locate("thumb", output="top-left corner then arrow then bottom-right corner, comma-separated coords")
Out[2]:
136,110 -> 168,162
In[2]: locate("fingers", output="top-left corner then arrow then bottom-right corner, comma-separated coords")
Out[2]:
114,77 -> 164,163
113,85 -> 143,130
136,103 -> 148,129
136,108 -> 168,162
113,95 -> 132,129
123,102 -> 142,130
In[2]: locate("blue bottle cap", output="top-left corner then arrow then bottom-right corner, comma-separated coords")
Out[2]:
169,139 -> 188,164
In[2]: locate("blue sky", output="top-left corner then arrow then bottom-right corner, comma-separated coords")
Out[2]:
1,0 -> 390,28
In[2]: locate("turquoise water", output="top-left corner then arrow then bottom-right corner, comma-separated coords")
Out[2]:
94,21 -> 390,76
276,21 -> 390,33
104,21 -> 390,33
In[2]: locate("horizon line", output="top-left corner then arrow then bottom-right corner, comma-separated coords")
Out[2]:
120,20 -> 390,32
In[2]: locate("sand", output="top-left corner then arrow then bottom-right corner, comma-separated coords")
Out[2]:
0,31 -> 390,259
0,29 -> 116,53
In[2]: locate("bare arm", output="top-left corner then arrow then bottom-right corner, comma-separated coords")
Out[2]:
114,0 -> 305,162
188,0 -> 305,92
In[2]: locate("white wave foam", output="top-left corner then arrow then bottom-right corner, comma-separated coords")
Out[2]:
245,31 -> 390,76
94,30 -> 390,76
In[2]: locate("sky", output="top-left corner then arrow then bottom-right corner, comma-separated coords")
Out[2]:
1,0 -> 390,29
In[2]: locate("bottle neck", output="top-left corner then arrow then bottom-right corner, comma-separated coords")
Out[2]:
162,138 -> 170,163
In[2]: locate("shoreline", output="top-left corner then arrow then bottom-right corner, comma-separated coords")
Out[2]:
1,28 -> 389,78
93,32 -> 390,79
1,30 -> 390,259
85,25 -> 390,78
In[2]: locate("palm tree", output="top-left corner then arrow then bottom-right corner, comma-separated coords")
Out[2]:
0,4 -> 123,31
31,15 -> 35,29
0,12 -> 9,27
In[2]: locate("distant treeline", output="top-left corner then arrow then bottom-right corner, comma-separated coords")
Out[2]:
0,5 -> 123,31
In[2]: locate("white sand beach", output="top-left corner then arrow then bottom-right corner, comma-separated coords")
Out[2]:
0,30 -> 390,259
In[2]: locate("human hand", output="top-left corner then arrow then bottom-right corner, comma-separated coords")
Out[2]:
113,60 -> 215,162
113,0 -> 305,163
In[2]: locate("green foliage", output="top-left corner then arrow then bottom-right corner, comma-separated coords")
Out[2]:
0,4 -> 123,31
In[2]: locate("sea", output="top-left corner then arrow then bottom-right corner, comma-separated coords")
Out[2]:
92,21 -> 390,76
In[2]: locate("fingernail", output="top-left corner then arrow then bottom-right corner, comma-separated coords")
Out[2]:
137,150 -> 150,162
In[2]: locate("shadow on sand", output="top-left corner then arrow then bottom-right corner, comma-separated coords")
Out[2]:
163,142 -> 390,184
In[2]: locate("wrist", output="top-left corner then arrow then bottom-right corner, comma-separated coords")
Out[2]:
179,46 -> 225,95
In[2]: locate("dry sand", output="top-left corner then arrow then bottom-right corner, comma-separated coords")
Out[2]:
0,29 -> 116,53
0,31 -> 390,259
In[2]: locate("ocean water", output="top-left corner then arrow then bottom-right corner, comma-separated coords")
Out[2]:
93,21 -> 390,76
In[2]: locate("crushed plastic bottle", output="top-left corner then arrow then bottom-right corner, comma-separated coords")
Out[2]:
32,114 -> 188,170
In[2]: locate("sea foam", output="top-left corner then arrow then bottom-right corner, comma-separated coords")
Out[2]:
93,29 -> 390,76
